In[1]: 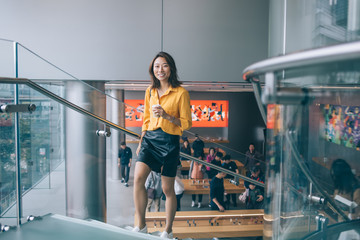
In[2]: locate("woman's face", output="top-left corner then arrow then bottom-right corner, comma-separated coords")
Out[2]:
153,57 -> 170,82
209,149 -> 214,155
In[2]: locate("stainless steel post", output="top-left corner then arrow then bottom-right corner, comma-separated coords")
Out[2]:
65,81 -> 107,222
14,41 -> 22,225
108,89 -> 125,180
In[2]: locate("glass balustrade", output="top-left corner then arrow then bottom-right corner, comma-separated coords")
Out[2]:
0,82 -> 66,225
0,40 -> 255,236
243,42 -> 360,239
0,41 -> 141,226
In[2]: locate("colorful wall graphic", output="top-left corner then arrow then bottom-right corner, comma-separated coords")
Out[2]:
125,100 -> 228,128
322,104 -> 360,150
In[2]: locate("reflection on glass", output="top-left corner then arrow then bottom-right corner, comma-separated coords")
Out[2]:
261,64 -> 360,239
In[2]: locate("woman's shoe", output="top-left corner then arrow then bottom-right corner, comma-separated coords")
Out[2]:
160,231 -> 173,239
132,225 -> 147,233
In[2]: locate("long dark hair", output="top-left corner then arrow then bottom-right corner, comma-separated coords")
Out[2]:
149,52 -> 182,89
209,147 -> 216,156
330,159 -> 359,195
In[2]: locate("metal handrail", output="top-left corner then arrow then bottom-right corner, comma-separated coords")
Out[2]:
0,77 -> 141,138
242,40 -> 360,81
0,77 -> 265,188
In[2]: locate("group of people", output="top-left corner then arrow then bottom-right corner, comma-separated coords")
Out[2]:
179,135 -> 265,211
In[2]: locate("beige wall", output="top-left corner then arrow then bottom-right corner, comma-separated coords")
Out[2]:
0,0 -> 269,82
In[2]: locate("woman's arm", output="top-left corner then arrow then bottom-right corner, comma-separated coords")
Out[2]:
162,111 -> 181,126
136,131 -> 147,156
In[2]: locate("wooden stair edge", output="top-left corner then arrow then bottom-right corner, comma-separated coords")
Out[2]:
145,209 -> 264,221
148,224 -> 263,238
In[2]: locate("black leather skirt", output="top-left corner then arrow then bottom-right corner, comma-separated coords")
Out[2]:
137,128 -> 180,177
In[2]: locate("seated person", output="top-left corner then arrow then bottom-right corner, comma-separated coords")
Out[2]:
244,166 -> 265,209
210,171 -> 227,212
208,152 -> 223,179
222,154 -> 239,207
331,159 -> 360,220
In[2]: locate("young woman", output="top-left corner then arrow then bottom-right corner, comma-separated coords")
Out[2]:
205,147 -> 216,178
180,139 -> 192,158
133,52 -> 192,239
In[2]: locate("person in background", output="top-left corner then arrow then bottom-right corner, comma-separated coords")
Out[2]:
145,171 -> 163,212
208,152 -> 223,180
133,52 -> 192,239
222,154 -> 239,207
174,174 -> 185,211
180,138 -> 192,178
210,171 -> 227,212
118,142 -> 132,187
192,134 -> 204,157
206,147 -> 216,178
180,139 -> 192,158
189,152 -> 205,208
330,159 -> 360,219
244,143 -> 263,173
244,166 -> 265,209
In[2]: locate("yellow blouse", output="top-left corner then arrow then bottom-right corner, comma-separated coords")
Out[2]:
141,86 -> 192,135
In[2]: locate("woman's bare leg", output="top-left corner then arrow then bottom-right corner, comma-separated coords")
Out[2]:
133,162 -> 151,229
161,176 -> 176,234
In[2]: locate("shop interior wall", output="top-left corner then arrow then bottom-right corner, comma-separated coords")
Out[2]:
126,90 -> 266,160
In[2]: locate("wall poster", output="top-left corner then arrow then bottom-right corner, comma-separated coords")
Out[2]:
322,104 -> 360,150
125,99 -> 228,128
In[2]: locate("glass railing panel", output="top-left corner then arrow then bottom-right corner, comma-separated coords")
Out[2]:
0,83 -> 66,225
0,84 -> 16,221
14,42 -> 130,126
0,82 -> 137,226
16,44 -> 73,80
248,61 -> 360,239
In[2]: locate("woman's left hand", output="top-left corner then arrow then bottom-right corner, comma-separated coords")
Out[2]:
153,105 -> 168,119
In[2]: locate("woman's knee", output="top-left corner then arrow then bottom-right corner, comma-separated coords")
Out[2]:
134,174 -> 145,186
162,183 -> 175,196
163,187 -> 175,197
134,163 -> 150,185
